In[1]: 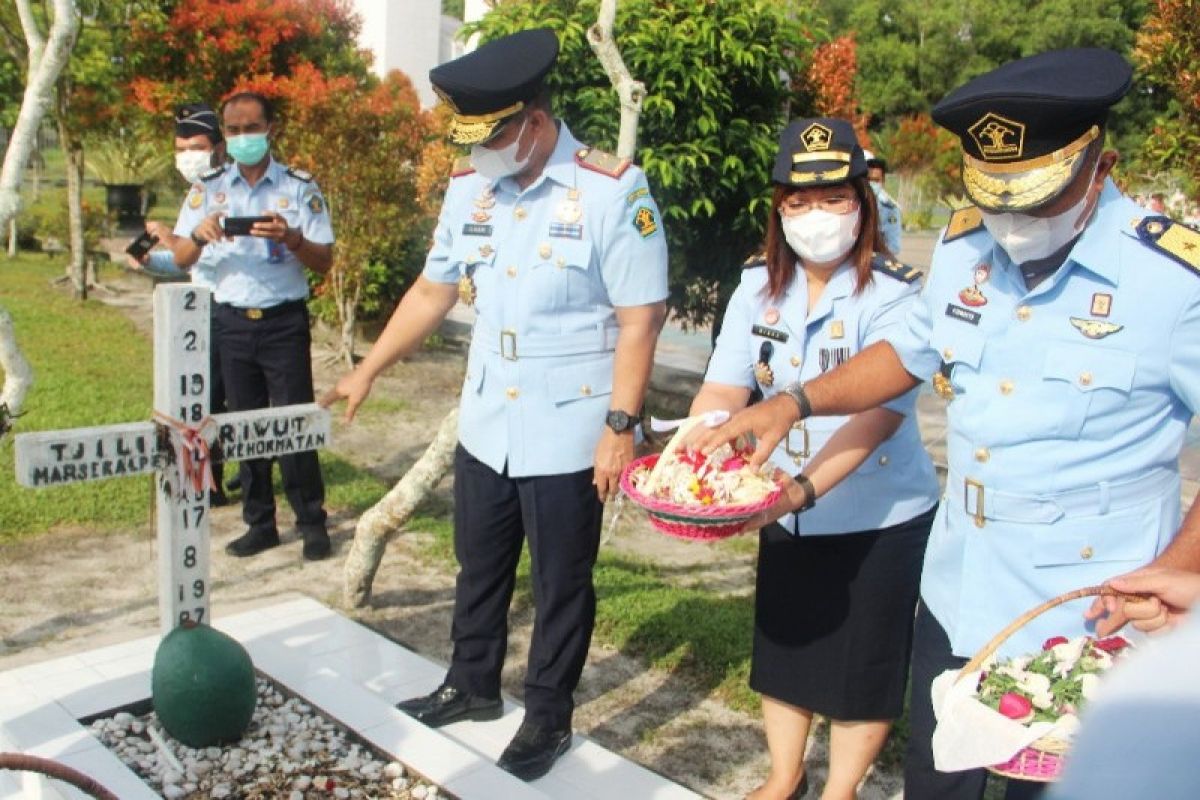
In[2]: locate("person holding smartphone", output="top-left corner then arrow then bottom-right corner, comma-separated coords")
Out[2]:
171,91 -> 335,561
127,103 -> 232,505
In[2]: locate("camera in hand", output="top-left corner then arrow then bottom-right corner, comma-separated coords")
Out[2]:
222,216 -> 272,236
125,231 -> 159,260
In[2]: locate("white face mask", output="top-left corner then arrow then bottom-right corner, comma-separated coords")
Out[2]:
980,164 -> 1101,265
470,117 -> 531,181
779,208 -> 861,265
175,150 -> 212,184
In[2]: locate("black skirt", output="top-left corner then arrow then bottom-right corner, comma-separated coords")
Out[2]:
749,506 -> 936,720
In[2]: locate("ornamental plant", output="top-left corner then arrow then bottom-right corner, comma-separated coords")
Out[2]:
976,635 -> 1131,731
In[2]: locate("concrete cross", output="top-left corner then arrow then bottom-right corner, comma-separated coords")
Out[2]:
13,285 -> 331,634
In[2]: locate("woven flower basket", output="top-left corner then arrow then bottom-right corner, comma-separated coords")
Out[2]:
955,585 -> 1139,782
618,453 -> 782,541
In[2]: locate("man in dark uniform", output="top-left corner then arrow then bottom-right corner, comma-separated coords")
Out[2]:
323,29 -> 669,781
171,92 -> 334,561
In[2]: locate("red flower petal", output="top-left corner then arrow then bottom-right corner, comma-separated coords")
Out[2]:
998,691 -> 1034,721
1094,636 -> 1130,653
1042,636 -> 1068,650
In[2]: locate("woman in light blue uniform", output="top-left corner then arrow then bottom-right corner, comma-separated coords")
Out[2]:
690,118 -> 939,800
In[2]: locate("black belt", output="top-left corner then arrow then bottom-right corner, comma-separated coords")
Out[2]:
216,299 -> 306,320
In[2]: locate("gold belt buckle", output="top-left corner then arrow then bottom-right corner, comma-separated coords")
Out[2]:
965,477 -> 985,528
784,421 -> 810,465
246,308 -> 264,320
500,329 -> 518,361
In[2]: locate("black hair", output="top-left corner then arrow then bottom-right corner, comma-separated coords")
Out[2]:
221,92 -> 275,123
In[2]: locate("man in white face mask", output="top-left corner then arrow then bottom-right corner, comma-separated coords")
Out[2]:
694,48 -> 1200,800
323,28 -> 669,782
126,103 -> 232,505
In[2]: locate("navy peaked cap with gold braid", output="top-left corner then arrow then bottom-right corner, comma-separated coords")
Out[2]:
429,28 -> 559,145
933,48 -> 1131,213
772,117 -> 866,188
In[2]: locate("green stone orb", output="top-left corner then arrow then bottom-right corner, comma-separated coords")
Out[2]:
151,622 -> 257,747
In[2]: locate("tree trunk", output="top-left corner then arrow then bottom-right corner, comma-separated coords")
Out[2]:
586,0 -> 644,159
0,0 -> 80,231
0,303 -> 34,439
342,407 -> 459,607
61,122 -> 86,300
7,217 -> 15,257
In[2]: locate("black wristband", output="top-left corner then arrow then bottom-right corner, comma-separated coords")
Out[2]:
190,230 -> 207,247
793,473 -> 816,512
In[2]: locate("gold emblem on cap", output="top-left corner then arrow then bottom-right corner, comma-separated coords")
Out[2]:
968,112 -> 1026,162
800,123 -> 833,152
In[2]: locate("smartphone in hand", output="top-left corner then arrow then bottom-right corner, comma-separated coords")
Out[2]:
222,216 -> 272,236
125,231 -> 159,260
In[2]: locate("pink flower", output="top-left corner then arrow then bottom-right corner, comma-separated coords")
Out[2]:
1093,636 -> 1130,654
1043,636 -> 1068,650
998,692 -> 1035,723
720,456 -> 747,472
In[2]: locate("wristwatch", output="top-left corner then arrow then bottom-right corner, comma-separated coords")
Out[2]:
190,230 -> 208,247
793,472 -> 816,512
605,409 -> 638,434
781,381 -> 813,420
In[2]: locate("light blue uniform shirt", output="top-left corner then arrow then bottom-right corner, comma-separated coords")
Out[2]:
706,259 -> 939,535
423,123 -> 669,477
143,249 -> 218,291
872,183 -> 903,257
173,158 -> 334,307
890,180 -> 1200,657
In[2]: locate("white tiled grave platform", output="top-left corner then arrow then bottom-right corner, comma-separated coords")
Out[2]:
0,597 -> 703,800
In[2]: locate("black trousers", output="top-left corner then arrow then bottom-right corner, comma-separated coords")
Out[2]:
207,307 -> 227,488
445,445 -> 603,729
213,302 -> 326,533
905,602 -> 1045,800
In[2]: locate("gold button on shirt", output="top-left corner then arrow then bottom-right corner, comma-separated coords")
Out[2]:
1016,305 -> 1032,321
506,387 -> 519,400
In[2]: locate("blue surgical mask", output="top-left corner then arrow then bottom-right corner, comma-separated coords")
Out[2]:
226,133 -> 270,166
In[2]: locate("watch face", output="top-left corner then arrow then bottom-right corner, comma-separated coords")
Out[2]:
607,410 -> 631,432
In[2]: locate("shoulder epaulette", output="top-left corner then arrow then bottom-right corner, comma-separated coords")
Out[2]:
575,146 -> 630,179
742,248 -> 766,269
942,206 -> 984,243
198,165 -> 226,182
285,166 -> 313,182
1134,216 -> 1200,277
450,155 -> 475,178
872,254 -> 922,283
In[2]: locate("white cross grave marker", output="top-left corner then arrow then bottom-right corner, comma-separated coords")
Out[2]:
13,285 -> 331,634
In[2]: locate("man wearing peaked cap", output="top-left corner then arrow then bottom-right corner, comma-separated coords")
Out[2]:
863,149 -> 902,256
323,28 -> 669,782
691,48 -> 1200,799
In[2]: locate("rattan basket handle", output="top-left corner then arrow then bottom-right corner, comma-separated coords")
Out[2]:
956,585 -> 1146,681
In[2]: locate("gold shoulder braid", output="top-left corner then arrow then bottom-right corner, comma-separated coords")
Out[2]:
1134,216 -> 1200,277
943,206 -> 984,243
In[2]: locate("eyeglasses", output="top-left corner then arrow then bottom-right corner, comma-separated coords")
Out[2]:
779,196 -> 859,216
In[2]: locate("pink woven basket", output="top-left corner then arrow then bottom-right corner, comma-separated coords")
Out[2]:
618,454 -> 782,541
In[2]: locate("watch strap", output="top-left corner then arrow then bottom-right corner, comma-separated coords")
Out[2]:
793,473 -> 816,512
783,381 -> 813,420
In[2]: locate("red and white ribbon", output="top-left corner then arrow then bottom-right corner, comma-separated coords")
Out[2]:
153,412 -> 216,497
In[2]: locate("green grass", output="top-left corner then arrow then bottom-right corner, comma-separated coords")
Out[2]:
0,254 -> 387,540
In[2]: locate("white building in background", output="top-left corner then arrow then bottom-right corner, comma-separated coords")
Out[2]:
351,0 -> 483,108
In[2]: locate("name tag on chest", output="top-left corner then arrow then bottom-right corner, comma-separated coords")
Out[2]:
462,224 -> 493,237
751,324 -> 788,343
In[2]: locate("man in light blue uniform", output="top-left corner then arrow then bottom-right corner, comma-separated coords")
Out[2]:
172,92 -> 335,561
695,49 -> 1200,799
130,103 -> 232,504
865,150 -> 902,256
323,29 -> 668,782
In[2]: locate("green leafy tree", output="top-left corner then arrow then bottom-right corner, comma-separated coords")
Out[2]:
467,0 -> 826,327
1129,0 -> 1200,196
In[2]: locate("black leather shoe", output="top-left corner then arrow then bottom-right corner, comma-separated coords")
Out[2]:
225,473 -> 242,493
209,489 -> 230,508
497,721 -> 572,782
395,684 -> 502,728
224,528 -> 280,557
300,526 -> 331,561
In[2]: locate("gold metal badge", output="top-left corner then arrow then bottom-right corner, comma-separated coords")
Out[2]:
457,274 -> 476,306
1070,317 -> 1124,340
800,122 -> 833,152
753,361 -> 775,387
932,372 -> 955,400
968,112 -> 1026,162
830,320 -> 844,339
1090,293 -> 1112,318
